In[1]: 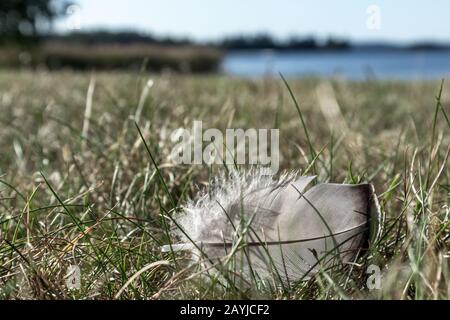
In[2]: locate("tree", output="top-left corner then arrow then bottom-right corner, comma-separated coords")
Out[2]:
0,0 -> 72,44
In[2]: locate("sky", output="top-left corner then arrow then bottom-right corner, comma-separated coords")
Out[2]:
58,0 -> 450,43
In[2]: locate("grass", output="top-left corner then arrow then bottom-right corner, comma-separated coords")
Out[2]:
0,70 -> 448,299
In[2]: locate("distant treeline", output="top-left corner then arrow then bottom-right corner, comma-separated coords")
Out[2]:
48,31 -> 351,50
46,30 -> 193,46
45,30 -> 450,51
220,34 -> 350,50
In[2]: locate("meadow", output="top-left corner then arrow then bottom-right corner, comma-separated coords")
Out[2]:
0,70 -> 448,299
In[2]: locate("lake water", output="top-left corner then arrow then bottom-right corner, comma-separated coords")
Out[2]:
222,49 -> 450,80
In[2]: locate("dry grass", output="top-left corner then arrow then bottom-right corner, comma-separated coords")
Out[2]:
0,70 -> 448,299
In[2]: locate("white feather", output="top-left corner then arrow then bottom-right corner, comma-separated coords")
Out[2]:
163,169 -> 382,283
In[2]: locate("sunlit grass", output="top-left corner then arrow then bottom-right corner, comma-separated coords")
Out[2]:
0,70 -> 448,299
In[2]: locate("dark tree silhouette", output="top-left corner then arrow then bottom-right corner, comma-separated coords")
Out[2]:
0,0 -> 72,43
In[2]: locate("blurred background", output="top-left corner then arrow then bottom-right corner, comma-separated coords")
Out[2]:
1,0 -> 450,79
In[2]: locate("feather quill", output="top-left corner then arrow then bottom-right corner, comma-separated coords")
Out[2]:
162,169 -> 382,283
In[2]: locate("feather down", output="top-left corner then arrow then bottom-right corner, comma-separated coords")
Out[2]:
162,169 -> 382,283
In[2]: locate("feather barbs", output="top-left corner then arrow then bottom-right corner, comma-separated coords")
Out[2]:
161,169 -> 382,283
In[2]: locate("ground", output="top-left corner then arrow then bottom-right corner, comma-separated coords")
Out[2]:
0,70 -> 448,299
